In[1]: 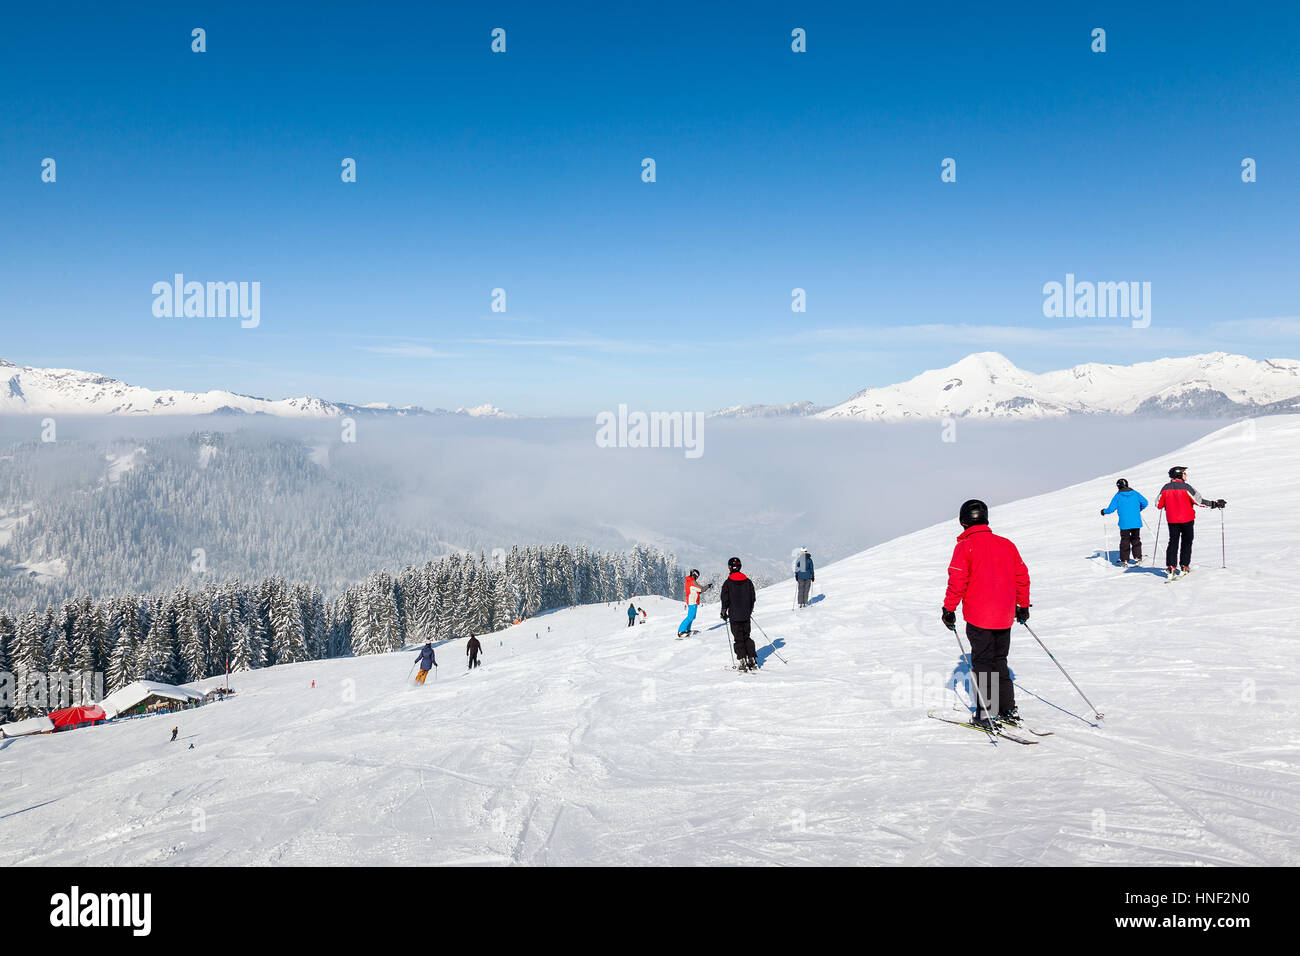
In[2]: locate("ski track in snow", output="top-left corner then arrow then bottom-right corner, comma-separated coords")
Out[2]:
2,418 -> 1299,866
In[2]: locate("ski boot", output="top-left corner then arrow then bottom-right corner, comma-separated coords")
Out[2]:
1179,566 -> 1191,577
970,714 -> 995,732
1165,566 -> 1177,581
996,707 -> 1021,727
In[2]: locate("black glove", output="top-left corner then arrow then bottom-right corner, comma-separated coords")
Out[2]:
1015,606 -> 1030,624
941,609 -> 956,629
1217,499 -> 1226,509
1099,509 -> 1106,516
720,611 -> 729,622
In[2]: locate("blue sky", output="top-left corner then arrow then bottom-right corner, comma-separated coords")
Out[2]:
2,1 -> 1298,415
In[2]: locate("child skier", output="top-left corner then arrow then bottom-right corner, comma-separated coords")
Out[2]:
1156,466 -> 1226,580
940,499 -> 1032,730
1100,478 -> 1148,565
678,569 -> 712,636
414,642 -> 438,684
720,557 -> 758,671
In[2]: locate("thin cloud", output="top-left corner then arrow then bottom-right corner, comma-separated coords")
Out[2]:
361,344 -> 457,358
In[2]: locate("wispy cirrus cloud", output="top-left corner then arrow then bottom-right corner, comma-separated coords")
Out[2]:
1211,316 -> 1300,341
361,344 -> 458,358
799,323 -> 1196,349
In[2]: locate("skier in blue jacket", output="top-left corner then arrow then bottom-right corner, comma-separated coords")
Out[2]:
414,642 -> 438,684
1101,478 -> 1148,565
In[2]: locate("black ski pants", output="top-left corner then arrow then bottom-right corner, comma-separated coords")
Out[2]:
1119,527 -> 1142,563
729,619 -> 757,666
967,623 -> 1014,719
1166,521 -> 1194,569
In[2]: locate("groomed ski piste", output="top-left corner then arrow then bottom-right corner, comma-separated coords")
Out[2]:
2,417 -> 1297,866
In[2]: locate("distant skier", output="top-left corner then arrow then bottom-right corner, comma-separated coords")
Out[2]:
627,603 -> 636,627
1101,478 -> 1148,565
414,642 -> 438,684
678,569 -> 712,636
720,556 -> 758,671
1156,466 -> 1226,580
467,634 -> 482,669
940,499 -> 1031,730
170,726 -> 178,742
794,548 -> 815,607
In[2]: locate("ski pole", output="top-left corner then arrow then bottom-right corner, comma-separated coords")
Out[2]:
1100,513 -> 1108,564
948,623 -> 996,740
1151,511 -> 1163,567
1220,508 -> 1226,569
723,618 -> 735,667
405,662 -> 417,684
1018,621 -> 1103,721
750,617 -> 788,664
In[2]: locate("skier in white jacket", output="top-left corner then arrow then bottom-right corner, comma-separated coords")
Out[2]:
677,569 -> 712,637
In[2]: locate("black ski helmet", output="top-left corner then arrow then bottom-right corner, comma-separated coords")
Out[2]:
1169,466 -> 1187,480
727,556 -> 742,571
689,568 -> 700,578
1116,478 -> 1129,491
958,499 -> 989,528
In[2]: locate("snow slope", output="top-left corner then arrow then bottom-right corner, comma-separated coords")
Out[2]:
1,418 -> 1297,866
816,351 -> 1300,421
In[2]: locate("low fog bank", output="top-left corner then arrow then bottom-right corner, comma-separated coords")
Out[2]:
0,414 -> 1224,583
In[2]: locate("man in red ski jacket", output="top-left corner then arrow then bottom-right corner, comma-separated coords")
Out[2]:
1155,466 -> 1225,579
941,499 -> 1031,727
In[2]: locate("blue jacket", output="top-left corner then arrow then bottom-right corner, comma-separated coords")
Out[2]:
627,604 -> 636,619
794,554 -> 814,581
415,645 -> 436,669
1103,489 -> 1148,530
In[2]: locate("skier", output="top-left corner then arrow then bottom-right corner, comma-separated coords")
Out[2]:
1101,478 -> 1148,565
794,548 -> 815,607
677,569 -> 712,636
170,726 -> 178,742
467,634 -> 482,669
1156,466 -> 1226,580
720,556 -> 759,671
414,642 -> 438,684
627,603 -> 636,628
940,499 -> 1031,730
638,607 -> 647,623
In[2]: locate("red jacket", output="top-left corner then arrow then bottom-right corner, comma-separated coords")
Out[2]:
943,525 -> 1030,629
1156,479 -> 1206,524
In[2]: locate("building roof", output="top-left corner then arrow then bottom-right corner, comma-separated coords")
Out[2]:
98,680 -> 205,719
0,716 -> 55,737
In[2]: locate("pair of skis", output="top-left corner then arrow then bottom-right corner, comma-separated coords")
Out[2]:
926,709 -> 1053,745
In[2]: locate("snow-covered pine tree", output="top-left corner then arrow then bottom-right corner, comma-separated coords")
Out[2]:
140,594 -> 175,683
471,553 -> 494,634
0,611 -> 15,723
491,563 -> 517,630
12,609 -> 50,719
175,589 -> 207,683
268,580 -> 307,665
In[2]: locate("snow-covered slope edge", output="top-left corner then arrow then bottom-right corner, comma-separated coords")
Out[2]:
1,418 -> 1296,866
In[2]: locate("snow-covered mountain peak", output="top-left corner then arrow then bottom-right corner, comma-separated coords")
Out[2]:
0,359 -> 517,420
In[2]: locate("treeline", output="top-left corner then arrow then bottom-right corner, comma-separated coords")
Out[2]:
0,542 -> 680,722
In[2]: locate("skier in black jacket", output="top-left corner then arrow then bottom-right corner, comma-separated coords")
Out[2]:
720,556 -> 759,671
467,634 -> 482,669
